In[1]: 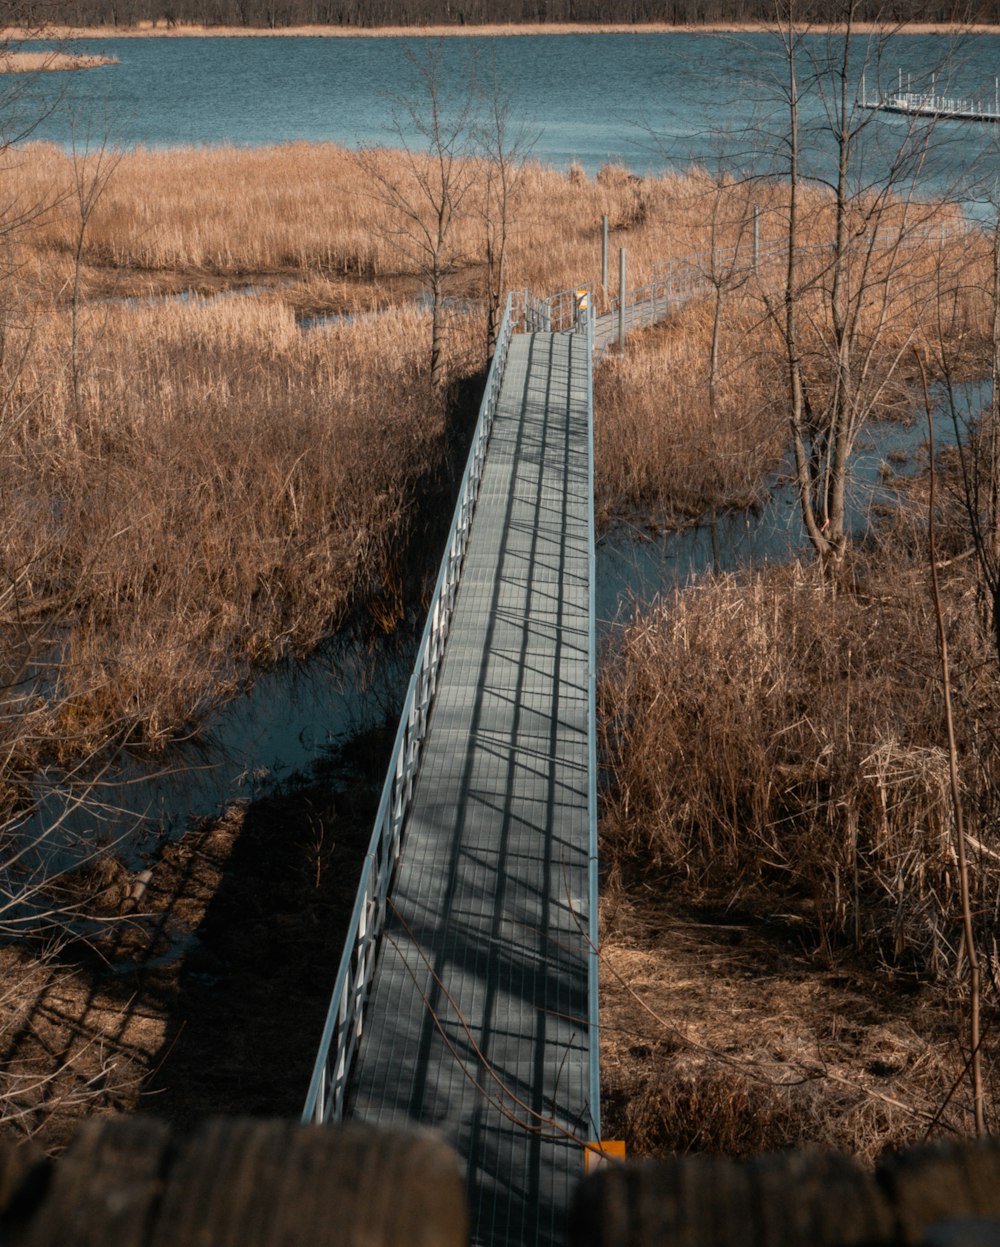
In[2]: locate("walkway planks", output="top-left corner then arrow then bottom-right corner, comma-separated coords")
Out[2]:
346,331 -> 596,1247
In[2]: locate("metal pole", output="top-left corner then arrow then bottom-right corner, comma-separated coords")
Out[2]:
753,204 -> 760,272
618,247 -> 626,352
601,214 -> 609,298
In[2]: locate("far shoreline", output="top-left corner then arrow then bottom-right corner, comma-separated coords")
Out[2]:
9,19 -> 1000,40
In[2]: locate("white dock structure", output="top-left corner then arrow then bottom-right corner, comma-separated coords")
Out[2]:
861,68 -> 1000,123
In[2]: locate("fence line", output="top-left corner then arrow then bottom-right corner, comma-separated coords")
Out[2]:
599,216 -> 970,346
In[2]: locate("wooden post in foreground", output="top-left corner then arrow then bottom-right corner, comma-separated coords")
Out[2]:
0,1118 -> 467,1247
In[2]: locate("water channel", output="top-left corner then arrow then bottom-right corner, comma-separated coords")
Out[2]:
22,366 -> 979,907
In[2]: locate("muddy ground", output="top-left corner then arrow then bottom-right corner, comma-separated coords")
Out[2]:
0,726 -> 389,1151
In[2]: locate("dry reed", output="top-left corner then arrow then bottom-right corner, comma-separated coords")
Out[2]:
0,52 -> 117,72
599,524 -> 1000,978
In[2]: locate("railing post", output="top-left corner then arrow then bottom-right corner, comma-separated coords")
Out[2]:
618,246 -> 626,353
601,213 -> 609,301
753,204 -> 760,272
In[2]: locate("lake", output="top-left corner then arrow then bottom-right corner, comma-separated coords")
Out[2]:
10,30 -> 1000,204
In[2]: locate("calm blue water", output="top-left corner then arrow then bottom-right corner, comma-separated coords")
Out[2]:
9,31 -> 1000,200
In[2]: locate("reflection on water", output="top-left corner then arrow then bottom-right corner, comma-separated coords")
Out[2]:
23,626 -> 415,880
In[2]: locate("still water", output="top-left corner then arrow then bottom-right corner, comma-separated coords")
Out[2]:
10,30 -> 1000,200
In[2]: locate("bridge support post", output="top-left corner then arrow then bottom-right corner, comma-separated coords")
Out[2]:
618,247 -> 626,352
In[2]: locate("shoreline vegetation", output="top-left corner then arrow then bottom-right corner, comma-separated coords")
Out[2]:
0,50 -> 118,70
1,136 -> 999,1158
9,19 -> 1000,38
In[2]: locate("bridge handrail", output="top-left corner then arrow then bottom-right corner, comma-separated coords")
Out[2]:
543,282 -> 594,333
608,219 -> 968,321
582,300 -> 601,1141
516,288 -> 551,332
303,291 -> 519,1125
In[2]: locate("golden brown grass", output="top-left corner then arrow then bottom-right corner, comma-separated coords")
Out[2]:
598,493 -> 1000,1154
600,539 -> 1000,968
2,295 -> 473,753
594,193 -> 984,525
0,51 -> 117,71
0,139 -> 983,759
1,136 -> 996,1157
595,304 -> 786,524
599,889 -> 991,1160
17,21 -> 1000,38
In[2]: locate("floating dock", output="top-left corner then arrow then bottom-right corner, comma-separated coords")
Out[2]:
861,69 -> 1000,123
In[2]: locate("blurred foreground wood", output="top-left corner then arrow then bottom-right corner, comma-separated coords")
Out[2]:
571,1140 -> 1000,1247
3,1118 -> 1000,1245
0,1118 -> 467,1247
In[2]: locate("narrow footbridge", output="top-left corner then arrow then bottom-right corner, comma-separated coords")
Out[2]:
303,278 -> 679,1245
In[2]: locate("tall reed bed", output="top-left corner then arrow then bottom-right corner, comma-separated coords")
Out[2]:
1,297 -> 479,755
594,195 -> 988,523
8,144 -> 831,301
0,138 -> 989,758
594,300 -> 786,523
599,537 -> 1000,975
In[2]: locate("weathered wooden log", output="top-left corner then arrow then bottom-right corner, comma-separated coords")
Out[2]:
1,1117 -> 467,1247
877,1137 -> 1000,1246
569,1150 -> 893,1247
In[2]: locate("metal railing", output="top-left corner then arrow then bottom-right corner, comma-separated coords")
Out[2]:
598,217 -> 969,355
581,300 -> 601,1143
517,288 -> 551,332
865,89 -> 1000,123
302,292 -> 518,1125
547,282 -> 594,333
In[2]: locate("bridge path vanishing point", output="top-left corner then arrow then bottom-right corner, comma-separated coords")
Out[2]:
302,218 -> 964,1243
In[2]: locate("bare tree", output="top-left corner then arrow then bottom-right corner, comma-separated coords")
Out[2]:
475,78 -> 535,358
764,0 -> 947,576
68,132 -> 122,431
356,44 -> 478,387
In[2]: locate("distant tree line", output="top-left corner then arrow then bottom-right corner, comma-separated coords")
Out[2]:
25,0 -> 1000,28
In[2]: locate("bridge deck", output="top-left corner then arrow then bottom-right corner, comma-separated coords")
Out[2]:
347,331 -> 595,1247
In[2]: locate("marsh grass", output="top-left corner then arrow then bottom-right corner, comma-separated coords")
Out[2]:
0,138 -> 987,760
1,294 -> 479,753
2,135 -> 998,1155
0,142 -> 989,769
599,522 -> 1000,978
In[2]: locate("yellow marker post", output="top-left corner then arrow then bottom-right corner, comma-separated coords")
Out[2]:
584,1140 -> 626,1174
